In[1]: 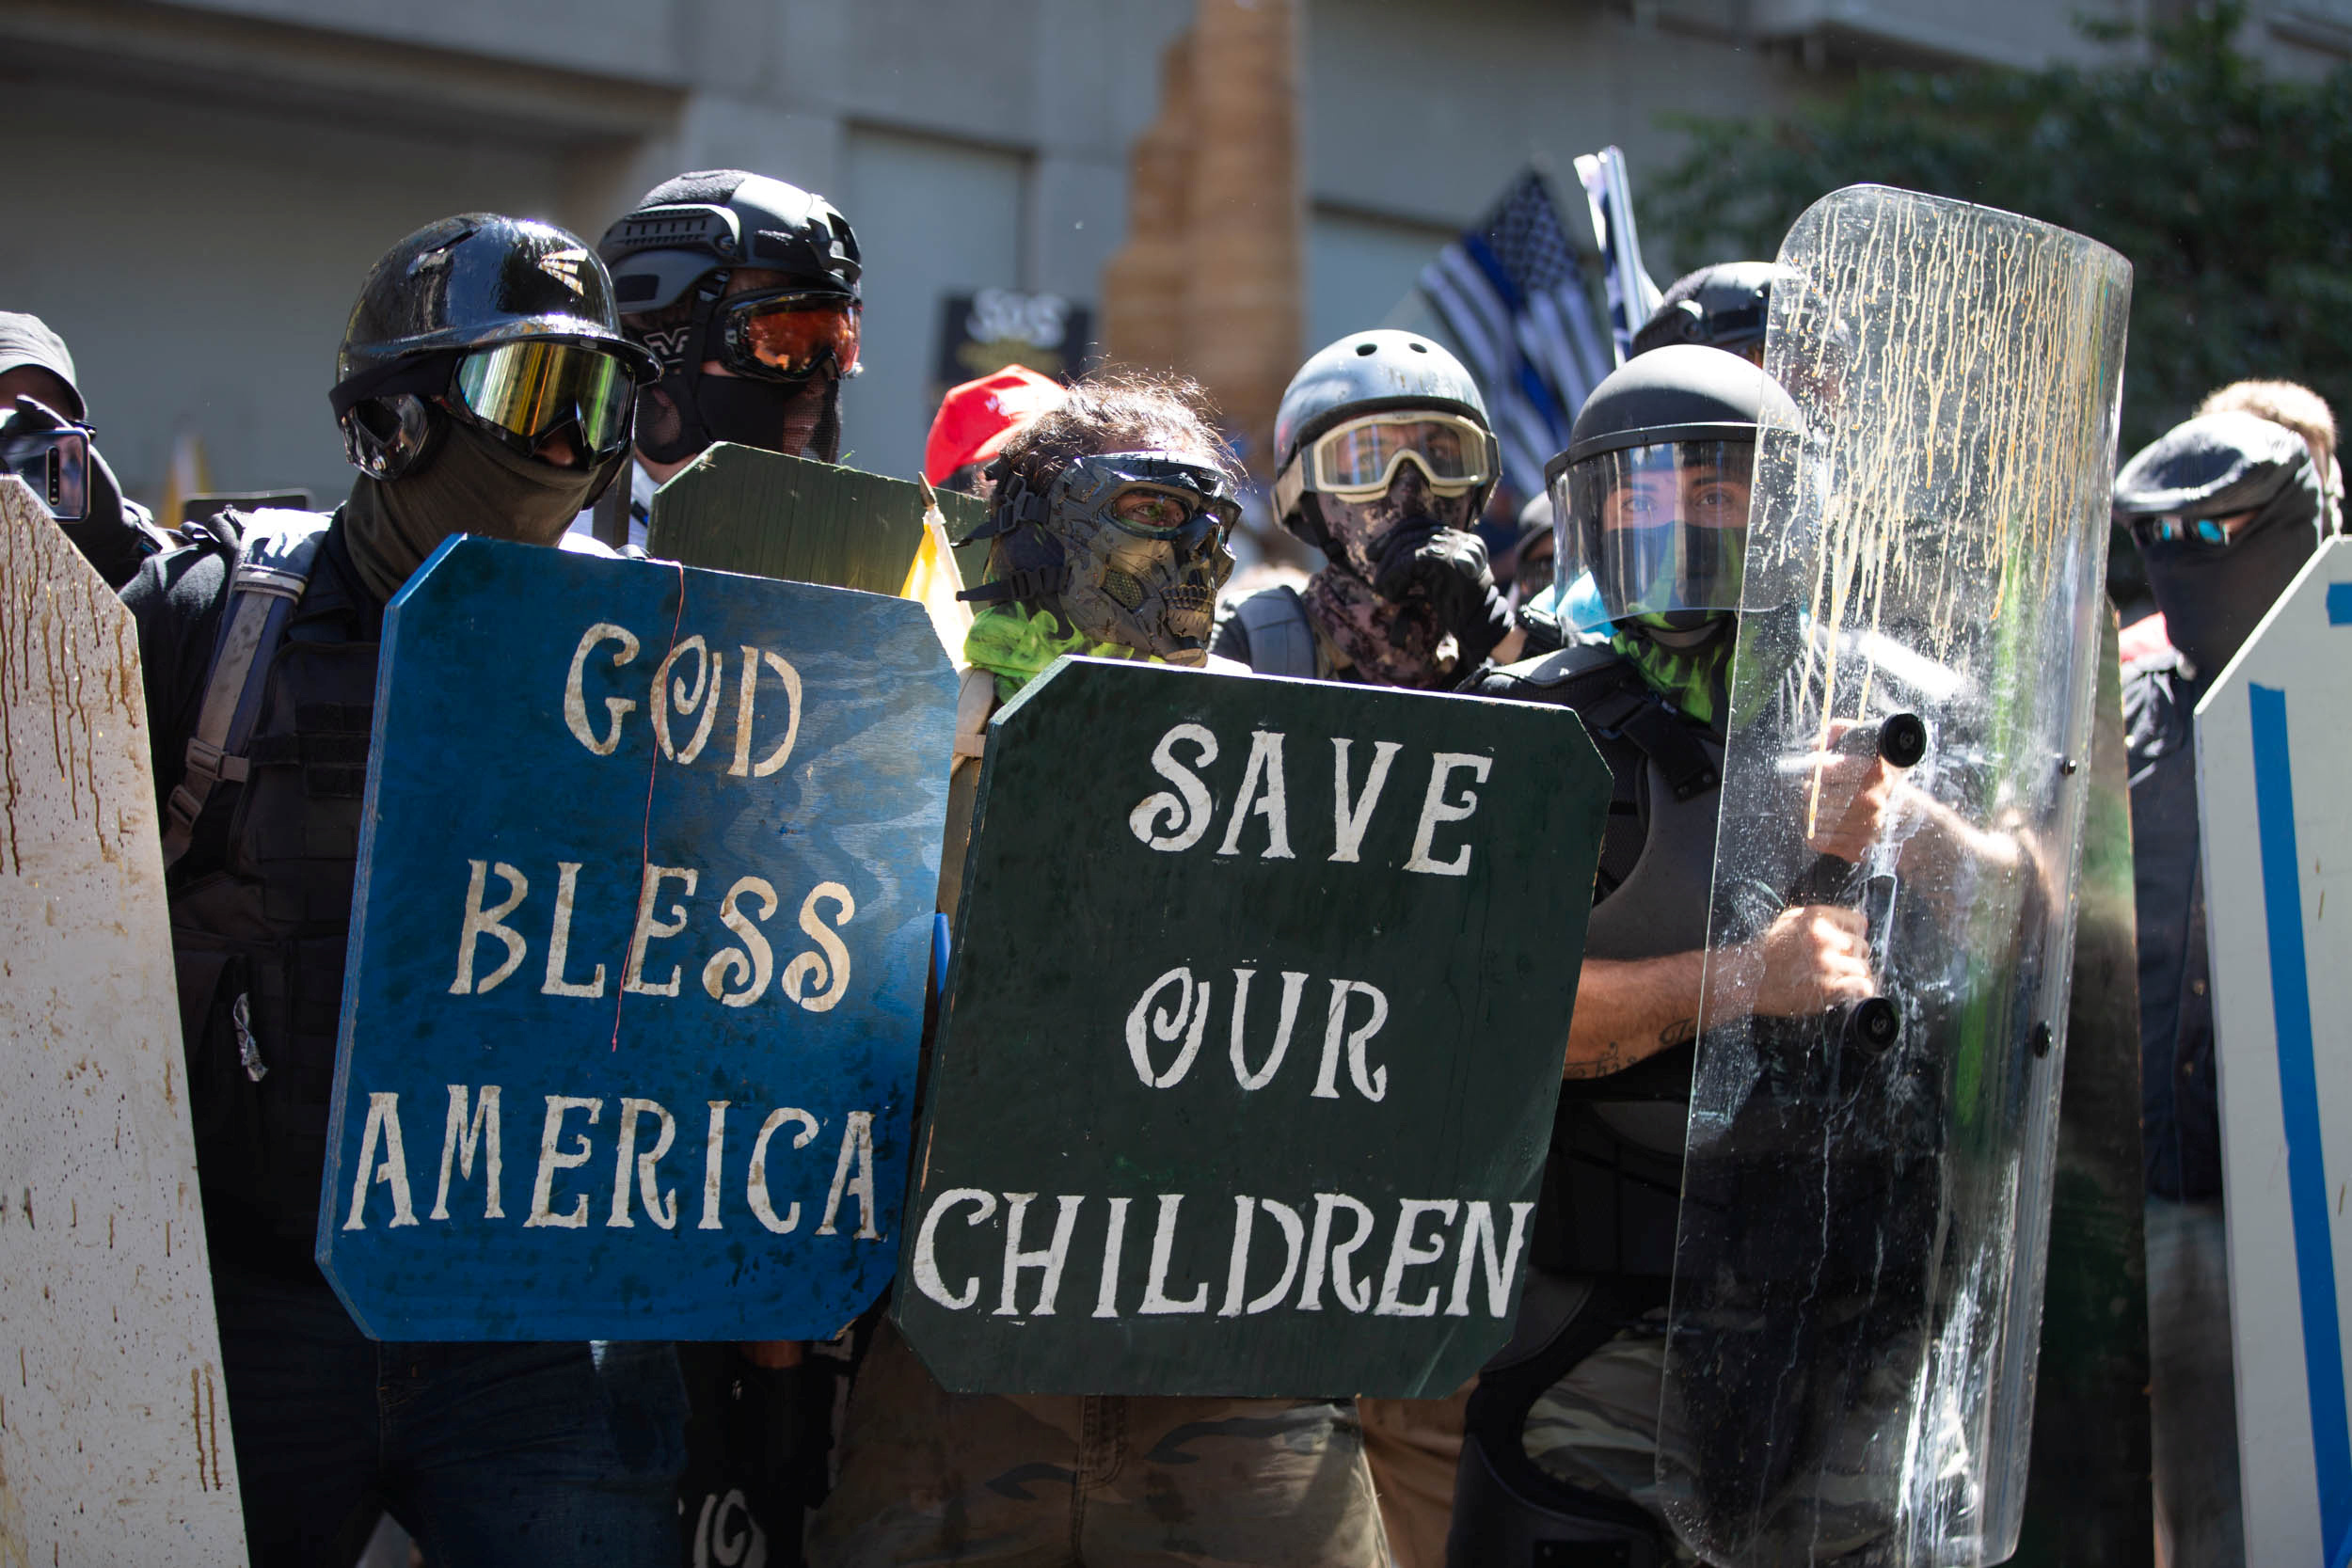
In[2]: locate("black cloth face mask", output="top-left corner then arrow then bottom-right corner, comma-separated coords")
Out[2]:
633,371 -> 841,466
342,420 -> 605,601
2139,462 -> 2325,678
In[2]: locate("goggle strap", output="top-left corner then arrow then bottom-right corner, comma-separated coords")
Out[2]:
957,563 -> 1065,606
328,352 -> 455,420
1272,459 -> 1307,523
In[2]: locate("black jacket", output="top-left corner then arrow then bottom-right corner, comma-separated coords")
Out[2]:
2124,647 -> 2219,1201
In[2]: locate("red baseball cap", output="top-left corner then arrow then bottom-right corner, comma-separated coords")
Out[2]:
924,365 -> 1068,485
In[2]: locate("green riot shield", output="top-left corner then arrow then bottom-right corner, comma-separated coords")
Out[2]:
648,443 -> 990,590
1657,187 -> 2132,1566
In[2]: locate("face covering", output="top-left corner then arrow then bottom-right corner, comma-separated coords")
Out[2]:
1303,478 -> 1483,687
1319,481 -> 1475,589
2139,462 -> 2323,678
1612,615 -> 1736,728
634,370 -> 841,466
971,451 -> 1239,662
342,420 -> 604,601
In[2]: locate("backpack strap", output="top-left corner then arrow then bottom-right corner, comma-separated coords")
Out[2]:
160,509 -> 333,868
1232,586 -> 1319,678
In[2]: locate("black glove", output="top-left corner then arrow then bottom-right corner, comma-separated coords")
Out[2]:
2,395 -> 168,589
1371,524 -> 1513,667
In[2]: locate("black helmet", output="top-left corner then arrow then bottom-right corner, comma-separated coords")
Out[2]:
2112,410 -> 2313,522
597,170 -> 860,312
329,214 -> 657,483
1270,329 -> 1498,554
597,172 -> 863,466
1548,344 -> 1795,628
1632,262 -> 1785,359
2117,410 -> 2329,676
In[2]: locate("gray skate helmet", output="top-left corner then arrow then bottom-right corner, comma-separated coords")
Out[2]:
1549,344 -> 1795,629
1272,329 -> 1499,554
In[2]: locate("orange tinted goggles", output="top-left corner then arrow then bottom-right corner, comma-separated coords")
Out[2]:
718,291 -> 862,382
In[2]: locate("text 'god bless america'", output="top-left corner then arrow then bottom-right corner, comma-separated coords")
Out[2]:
339,617 -> 885,1245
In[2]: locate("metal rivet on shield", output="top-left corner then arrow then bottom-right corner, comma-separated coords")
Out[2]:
2060,758 -> 2080,776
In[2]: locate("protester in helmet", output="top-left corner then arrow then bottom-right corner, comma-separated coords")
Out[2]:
1629,261 -> 1783,365
584,168 -> 862,547
809,371 -> 1388,1568
1455,347 -> 1896,1563
0,310 -> 174,586
120,214 -> 677,1562
1215,330 -> 1511,688
2112,401 -> 2338,1568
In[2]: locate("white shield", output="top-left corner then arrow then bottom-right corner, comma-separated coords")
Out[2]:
2197,534 -> 2352,1568
0,476 -> 247,1560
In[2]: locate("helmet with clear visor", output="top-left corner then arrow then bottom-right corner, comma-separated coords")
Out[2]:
1548,344 -> 1795,631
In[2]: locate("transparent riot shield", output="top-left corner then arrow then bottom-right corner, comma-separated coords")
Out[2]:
1657,187 -> 2131,1567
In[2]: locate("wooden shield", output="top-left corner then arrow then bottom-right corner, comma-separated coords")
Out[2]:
317,539 -> 957,1341
0,476 -> 248,1560
897,658 -> 1610,1398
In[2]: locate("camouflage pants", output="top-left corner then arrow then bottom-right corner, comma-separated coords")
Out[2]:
805,1320 -> 1389,1567
1359,1382 -> 1475,1568
1519,1307 -> 1700,1565
1522,1305 -> 1915,1566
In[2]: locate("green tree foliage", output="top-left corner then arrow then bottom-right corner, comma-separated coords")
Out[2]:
1647,3 -> 2352,453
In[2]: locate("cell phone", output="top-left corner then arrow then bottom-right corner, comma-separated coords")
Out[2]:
0,427 -> 91,523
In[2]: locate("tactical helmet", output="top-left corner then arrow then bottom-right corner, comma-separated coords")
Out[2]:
1548,344 -> 1795,628
597,171 -> 861,313
1272,330 -> 1498,553
1631,262 -> 1785,359
597,172 -> 863,465
329,214 -> 657,483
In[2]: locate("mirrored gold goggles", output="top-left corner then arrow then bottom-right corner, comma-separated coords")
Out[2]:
452,341 -> 634,459
1302,411 -> 1495,499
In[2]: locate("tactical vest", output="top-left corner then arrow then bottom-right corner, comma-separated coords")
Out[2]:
165,511 -> 380,1272
1478,640 -> 1724,1280
1450,639 -> 1723,1568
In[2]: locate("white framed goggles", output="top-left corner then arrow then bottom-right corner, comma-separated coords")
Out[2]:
1293,411 -> 1497,500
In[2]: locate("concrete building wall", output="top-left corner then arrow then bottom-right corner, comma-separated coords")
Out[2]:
5,0 -> 2344,507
